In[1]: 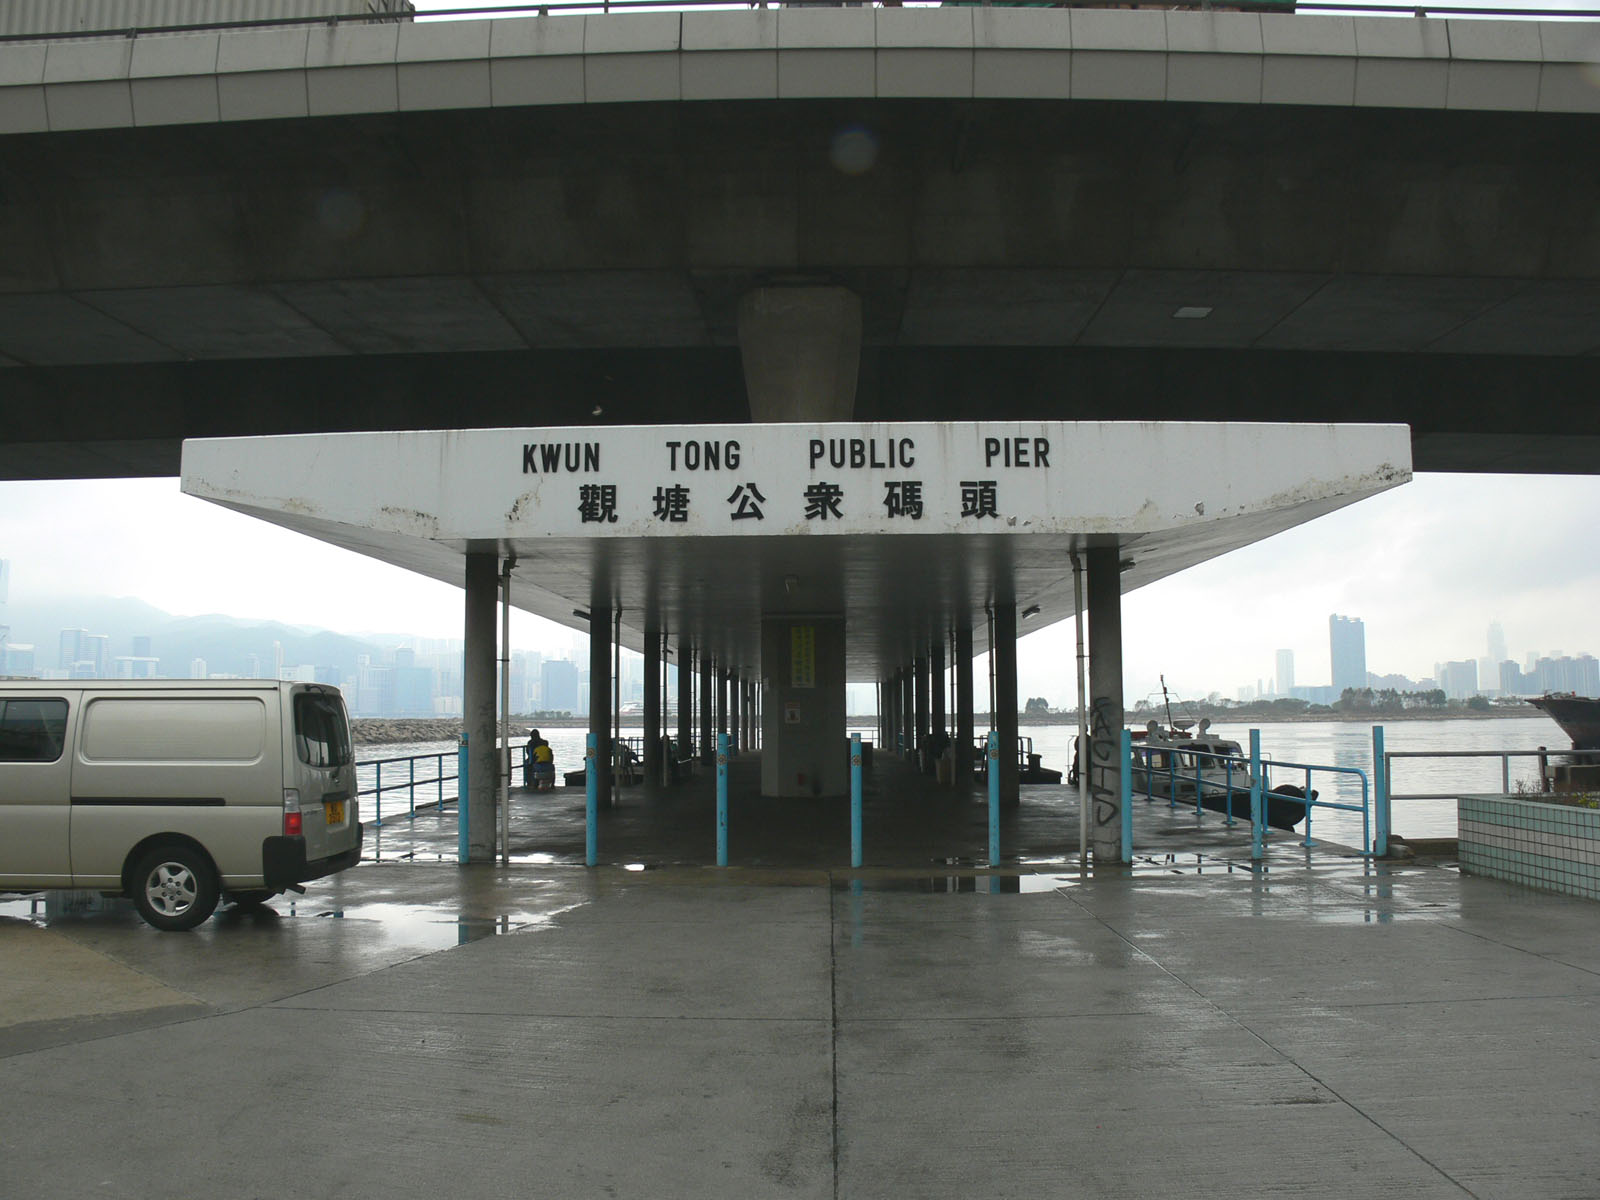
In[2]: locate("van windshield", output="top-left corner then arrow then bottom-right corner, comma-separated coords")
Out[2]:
294,692 -> 352,768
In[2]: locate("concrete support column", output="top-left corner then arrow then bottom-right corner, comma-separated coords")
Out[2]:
717,669 -> 729,740
1087,546 -> 1125,862
900,669 -> 914,762
913,656 -> 929,772
931,637 -> 946,745
589,602 -> 613,811
761,616 -> 847,797
994,602 -> 1020,807
644,627 -> 662,787
737,286 -> 862,423
700,655 -> 714,764
463,551 -> 498,863
730,673 -> 741,751
955,623 -> 975,786
678,644 -> 693,761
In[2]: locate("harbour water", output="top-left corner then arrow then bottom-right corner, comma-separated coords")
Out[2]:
355,714 -> 1572,847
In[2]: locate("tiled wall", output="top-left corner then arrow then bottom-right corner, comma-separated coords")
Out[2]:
1459,794 -> 1600,900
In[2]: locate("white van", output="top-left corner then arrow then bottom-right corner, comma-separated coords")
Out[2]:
0,679 -> 361,931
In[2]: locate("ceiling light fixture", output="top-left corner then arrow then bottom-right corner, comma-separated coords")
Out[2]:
572,608 -> 591,621
1021,605 -> 1041,620
1172,306 -> 1213,319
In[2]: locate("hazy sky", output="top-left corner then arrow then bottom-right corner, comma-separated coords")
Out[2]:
4,0 -> 1595,707
2,472 -> 1596,706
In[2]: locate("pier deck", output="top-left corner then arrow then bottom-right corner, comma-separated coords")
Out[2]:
2,754 -> 1593,1199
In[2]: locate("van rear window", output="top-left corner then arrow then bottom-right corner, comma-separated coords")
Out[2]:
0,699 -> 68,763
294,692 -> 351,768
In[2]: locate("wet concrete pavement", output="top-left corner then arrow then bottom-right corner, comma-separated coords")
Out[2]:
3,754 -> 1598,1198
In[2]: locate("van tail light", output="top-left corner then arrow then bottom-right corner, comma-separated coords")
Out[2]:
283,788 -> 303,837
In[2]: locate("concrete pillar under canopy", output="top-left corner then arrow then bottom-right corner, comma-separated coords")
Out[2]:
700,655 -> 714,764
931,637 -> 946,744
761,616 -> 846,798
901,669 -> 914,762
462,551 -> 498,863
955,623 -> 975,786
677,643 -> 693,762
994,602 -> 1020,807
589,604 -> 612,811
737,286 -> 862,423
730,672 -> 741,751
644,627 -> 662,787
914,656 -> 929,773
1087,547 -> 1125,861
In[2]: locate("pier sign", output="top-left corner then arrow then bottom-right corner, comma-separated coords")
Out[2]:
182,420 -> 1411,547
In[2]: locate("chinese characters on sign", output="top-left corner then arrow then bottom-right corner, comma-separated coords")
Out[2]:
527,431 -> 1046,528
791,625 -> 816,688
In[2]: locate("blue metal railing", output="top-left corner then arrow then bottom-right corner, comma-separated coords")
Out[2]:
1130,731 -> 1374,857
357,751 -> 459,828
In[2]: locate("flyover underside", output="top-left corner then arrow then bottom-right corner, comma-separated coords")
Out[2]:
4,97 -> 1598,478
5,345 -> 1597,478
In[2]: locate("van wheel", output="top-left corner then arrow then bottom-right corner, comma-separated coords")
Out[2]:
131,845 -> 219,932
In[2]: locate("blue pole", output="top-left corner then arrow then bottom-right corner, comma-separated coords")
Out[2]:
717,732 -> 729,867
457,736 -> 469,864
1120,729 -> 1133,864
1372,724 -> 1389,858
585,733 -> 597,868
1249,728 -> 1263,861
850,732 -> 863,869
987,730 -> 1000,867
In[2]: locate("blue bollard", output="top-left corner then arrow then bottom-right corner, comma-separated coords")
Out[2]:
457,736 -> 469,864
717,733 -> 729,867
1120,729 -> 1133,864
987,731 -> 1000,867
1372,725 -> 1388,858
850,733 -> 863,869
1249,729 -> 1264,861
585,733 -> 597,868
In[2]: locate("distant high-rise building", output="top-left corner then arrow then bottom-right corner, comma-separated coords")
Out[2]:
190,658 -> 207,679
132,635 -> 152,659
0,557 -> 9,604
59,628 -> 88,670
1439,660 -> 1478,700
1329,615 -> 1367,694
1275,649 -> 1295,697
541,659 -> 580,714
1487,621 -> 1507,665
83,633 -> 110,676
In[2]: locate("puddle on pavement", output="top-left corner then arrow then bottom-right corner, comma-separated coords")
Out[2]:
834,873 -> 1082,894
1,890 -> 581,948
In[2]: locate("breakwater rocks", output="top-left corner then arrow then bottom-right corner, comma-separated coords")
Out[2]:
351,718 -> 464,746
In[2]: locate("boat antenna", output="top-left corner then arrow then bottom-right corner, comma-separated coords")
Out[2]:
1161,674 -> 1175,729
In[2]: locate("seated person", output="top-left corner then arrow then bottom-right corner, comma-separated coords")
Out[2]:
531,738 -> 556,790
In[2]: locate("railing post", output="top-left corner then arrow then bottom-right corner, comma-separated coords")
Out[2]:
1299,765 -> 1314,848
438,753 -> 445,813
987,730 -> 1000,867
1223,757 -> 1236,827
374,761 -> 383,828
408,758 -> 416,820
1249,729 -> 1264,861
850,732 -> 863,869
716,732 -> 729,867
585,733 -> 598,868
457,736 -> 469,864
1120,729 -> 1133,864
1372,725 -> 1389,858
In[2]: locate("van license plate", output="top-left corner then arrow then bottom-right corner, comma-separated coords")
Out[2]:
324,800 -> 345,825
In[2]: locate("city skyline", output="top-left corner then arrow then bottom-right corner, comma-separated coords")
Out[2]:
4,465 -> 1596,711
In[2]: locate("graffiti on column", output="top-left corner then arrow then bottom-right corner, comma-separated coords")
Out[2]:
1089,692 -> 1120,831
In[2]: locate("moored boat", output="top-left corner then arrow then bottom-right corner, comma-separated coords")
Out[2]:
1129,718 -> 1312,830
1527,693 -> 1600,751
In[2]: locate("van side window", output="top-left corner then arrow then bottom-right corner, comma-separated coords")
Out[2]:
294,693 -> 351,768
0,699 -> 69,763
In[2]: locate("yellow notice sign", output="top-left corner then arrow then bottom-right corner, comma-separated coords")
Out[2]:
791,625 -> 816,688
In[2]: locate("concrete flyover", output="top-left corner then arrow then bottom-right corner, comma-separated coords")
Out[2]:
2,6 -> 1598,479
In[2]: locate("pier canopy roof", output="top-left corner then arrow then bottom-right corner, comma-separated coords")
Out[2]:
180,421 -> 1410,674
